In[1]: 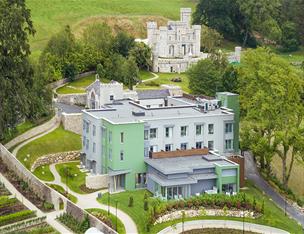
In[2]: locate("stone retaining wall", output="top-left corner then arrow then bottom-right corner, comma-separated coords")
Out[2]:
86,174 -> 109,189
56,93 -> 87,106
61,113 -> 82,135
30,151 -> 80,172
66,200 -> 117,234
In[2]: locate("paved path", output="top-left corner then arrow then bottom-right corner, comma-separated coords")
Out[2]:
245,151 -> 304,227
12,120 -> 60,156
158,220 -> 290,234
0,172 -> 72,233
134,72 -> 159,89
49,162 -> 138,234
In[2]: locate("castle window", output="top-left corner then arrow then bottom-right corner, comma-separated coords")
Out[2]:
110,95 -> 114,101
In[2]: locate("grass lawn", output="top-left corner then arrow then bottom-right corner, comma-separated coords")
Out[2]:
98,189 -> 152,234
139,70 -> 155,81
98,181 -> 301,234
55,161 -> 87,194
33,165 -> 54,182
86,208 -> 126,234
26,0 -> 195,57
137,73 -> 190,93
275,46 -> 304,63
47,183 -> 78,203
17,125 -> 81,171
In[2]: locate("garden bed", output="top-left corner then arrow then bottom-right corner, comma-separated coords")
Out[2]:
57,212 -> 90,234
182,228 -> 258,234
46,183 -> 78,203
0,158 -> 53,212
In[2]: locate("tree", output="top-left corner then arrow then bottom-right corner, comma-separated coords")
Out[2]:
62,63 -> 77,81
0,0 -> 50,140
113,31 -> 135,57
201,25 -> 223,53
129,42 -> 152,70
238,48 -> 304,187
123,56 -> 139,90
280,21 -> 300,52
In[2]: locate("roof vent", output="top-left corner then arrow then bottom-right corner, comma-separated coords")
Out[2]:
132,111 -> 145,116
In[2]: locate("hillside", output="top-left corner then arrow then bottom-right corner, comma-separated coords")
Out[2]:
26,0 -> 196,58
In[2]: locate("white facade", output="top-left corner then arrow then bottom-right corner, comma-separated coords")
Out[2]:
147,8 -> 207,73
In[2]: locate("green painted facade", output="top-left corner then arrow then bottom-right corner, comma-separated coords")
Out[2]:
102,120 -> 146,190
216,92 -> 240,153
215,164 -> 240,193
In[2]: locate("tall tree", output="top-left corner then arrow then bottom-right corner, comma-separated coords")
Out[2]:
113,31 -> 135,57
239,48 -> 304,188
123,56 -> 139,90
0,0 -> 34,140
129,42 -> 152,70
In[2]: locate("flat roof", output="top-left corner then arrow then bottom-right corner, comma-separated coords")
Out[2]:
83,98 -> 234,124
144,155 -> 237,175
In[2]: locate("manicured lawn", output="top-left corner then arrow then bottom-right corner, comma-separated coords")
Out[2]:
98,181 -> 301,234
98,189 -> 152,234
137,73 -> 190,93
139,70 -> 155,81
26,0 -> 195,57
55,161 -> 87,194
86,208 -> 126,234
47,183 -> 78,203
17,126 -> 81,170
33,165 -> 54,182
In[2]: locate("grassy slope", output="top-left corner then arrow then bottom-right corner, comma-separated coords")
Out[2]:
26,0 -> 195,58
55,161 -> 87,194
17,126 -> 81,170
139,70 -> 155,81
56,74 -> 98,94
47,183 -> 78,203
98,181 -> 301,234
137,73 -> 190,93
33,165 -> 54,182
87,208 -> 126,234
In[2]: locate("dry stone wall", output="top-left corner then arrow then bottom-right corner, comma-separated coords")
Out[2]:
30,151 -> 80,172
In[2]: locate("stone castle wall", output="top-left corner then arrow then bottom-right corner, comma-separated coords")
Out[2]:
30,151 -> 80,172
61,113 -> 83,135
56,93 -> 87,106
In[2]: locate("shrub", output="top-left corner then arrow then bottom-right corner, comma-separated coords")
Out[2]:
297,198 -> 304,207
0,210 -> 35,226
43,201 -> 54,210
144,200 -> 149,211
128,196 -> 134,207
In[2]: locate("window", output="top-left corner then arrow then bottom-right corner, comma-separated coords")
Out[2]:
208,141 -> 214,150
180,143 -> 188,150
93,142 -> 96,153
120,132 -> 124,143
120,150 -> 124,161
109,131 -> 112,143
196,141 -> 203,149
109,148 -> 112,161
109,95 -> 114,101
208,124 -> 214,134
180,126 -> 188,136
135,173 -> 147,188
196,124 -> 203,135
86,122 -> 89,133
86,139 -> 89,150
83,136 -> 86,146
93,125 -> 96,136
146,105 -> 151,108
159,104 -> 163,107
83,121 -> 86,130
165,144 -> 173,151
150,145 -> 158,152
144,130 -> 149,140
225,123 -> 233,133
225,139 -> 233,150
150,128 -> 157,139
165,127 -> 173,138
144,147 -> 149,157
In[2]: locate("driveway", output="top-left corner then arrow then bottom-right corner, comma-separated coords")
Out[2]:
245,151 -> 304,227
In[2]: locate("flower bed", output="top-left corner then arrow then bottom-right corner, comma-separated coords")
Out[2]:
57,212 -> 90,234
148,193 -> 263,226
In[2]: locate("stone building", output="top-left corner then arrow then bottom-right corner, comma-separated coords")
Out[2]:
147,8 -> 208,73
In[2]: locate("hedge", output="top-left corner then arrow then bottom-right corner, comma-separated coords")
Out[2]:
0,210 -> 35,227
0,197 -> 18,208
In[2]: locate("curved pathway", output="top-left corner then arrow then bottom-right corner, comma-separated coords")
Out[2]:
245,151 -> 304,227
49,162 -> 138,234
134,72 -> 159,89
158,220 -> 289,234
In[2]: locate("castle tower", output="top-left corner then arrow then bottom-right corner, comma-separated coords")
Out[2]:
147,22 -> 157,47
180,8 -> 192,26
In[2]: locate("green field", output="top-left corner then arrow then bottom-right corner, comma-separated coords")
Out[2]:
26,0 -> 195,58
33,165 -> 54,182
17,126 -> 81,171
139,70 -> 155,81
137,73 -> 190,93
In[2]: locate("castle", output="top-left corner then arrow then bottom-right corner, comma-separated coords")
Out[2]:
147,8 -> 207,73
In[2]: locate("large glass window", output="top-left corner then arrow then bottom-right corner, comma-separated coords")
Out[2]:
150,145 -> 158,152
196,141 -> 203,149
120,132 -> 124,143
109,148 -> 112,161
86,139 -> 89,150
208,141 -> 214,150
93,142 -> 96,153
180,143 -> 188,150
150,128 -> 157,139
180,126 -> 188,136
165,144 -> 173,151
225,123 -> 233,133
165,127 -> 173,138
208,124 -> 214,134
225,139 -> 233,150
196,124 -> 203,135
144,130 -> 149,140
93,125 -> 96,136
109,131 -> 112,143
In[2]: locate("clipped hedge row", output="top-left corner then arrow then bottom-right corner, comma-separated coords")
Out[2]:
0,196 -> 18,208
0,216 -> 46,234
0,210 -> 35,227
